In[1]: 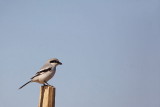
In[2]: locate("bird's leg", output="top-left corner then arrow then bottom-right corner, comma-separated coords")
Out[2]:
44,81 -> 51,86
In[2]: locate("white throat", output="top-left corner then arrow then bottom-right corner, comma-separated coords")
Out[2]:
51,63 -> 58,67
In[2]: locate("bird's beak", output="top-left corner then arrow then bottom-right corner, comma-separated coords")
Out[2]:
58,62 -> 62,65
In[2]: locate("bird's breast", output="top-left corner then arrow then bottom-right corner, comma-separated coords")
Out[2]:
37,70 -> 56,84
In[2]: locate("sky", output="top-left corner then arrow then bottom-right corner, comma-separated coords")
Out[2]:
0,0 -> 160,107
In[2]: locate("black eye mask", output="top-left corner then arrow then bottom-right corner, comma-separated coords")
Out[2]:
50,60 -> 59,63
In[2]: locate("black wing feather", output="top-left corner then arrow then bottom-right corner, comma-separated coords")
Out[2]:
31,67 -> 52,79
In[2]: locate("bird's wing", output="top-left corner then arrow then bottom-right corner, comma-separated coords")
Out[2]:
31,63 -> 52,79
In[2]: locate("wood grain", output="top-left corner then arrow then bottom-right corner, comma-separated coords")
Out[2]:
38,86 -> 55,107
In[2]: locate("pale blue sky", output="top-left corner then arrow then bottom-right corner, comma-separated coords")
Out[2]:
0,0 -> 160,107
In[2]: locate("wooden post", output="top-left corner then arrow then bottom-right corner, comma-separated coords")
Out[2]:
38,86 -> 55,107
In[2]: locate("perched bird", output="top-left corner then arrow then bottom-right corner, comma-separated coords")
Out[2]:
19,58 -> 62,89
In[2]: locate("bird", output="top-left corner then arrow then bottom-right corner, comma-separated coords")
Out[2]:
19,58 -> 62,89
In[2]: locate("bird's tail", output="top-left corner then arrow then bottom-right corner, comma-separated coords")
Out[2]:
19,81 -> 32,89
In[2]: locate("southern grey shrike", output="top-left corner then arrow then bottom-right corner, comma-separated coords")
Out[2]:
19,58 -> 62,89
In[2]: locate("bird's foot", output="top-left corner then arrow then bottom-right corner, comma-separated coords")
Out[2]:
43,84 -> 47,86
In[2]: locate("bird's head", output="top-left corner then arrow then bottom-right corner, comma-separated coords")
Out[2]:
48,58 -> 62,66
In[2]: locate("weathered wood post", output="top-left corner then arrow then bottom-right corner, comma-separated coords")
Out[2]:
38,86 -> 55,107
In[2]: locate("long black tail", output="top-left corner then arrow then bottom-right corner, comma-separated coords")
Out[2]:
19,81 -> 32,89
